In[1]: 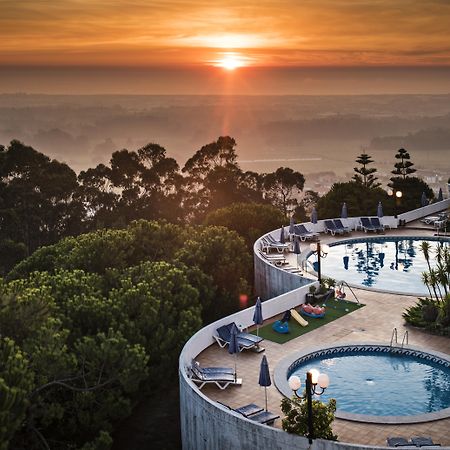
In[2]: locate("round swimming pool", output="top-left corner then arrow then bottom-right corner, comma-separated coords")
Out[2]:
275,344 -> 450,423
307,236 -> 449,295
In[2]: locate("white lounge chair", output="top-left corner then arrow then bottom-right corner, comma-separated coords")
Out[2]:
189,363 -> 242,390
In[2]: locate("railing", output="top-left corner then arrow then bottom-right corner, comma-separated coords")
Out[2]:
390,328 -> 409,348
401,330 -> 409,347
390,327 -> 398,346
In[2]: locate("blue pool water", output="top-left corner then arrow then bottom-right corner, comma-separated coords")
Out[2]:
289,350 -> 450,417
309,237 -> 449,295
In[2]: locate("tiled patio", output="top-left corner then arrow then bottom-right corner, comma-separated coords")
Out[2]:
196,224 -> 450,447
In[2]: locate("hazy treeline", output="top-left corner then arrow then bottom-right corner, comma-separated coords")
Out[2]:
0,137 -> 307,273
1,94 -> 450,176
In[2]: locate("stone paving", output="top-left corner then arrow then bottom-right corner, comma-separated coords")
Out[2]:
196,224 -> 450,447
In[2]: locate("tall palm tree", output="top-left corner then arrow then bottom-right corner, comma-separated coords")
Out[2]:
420,241 -> 432,273
421,272 -> 433,300
436,263 -> 449,297
436,244 -> 444,265
429,269 -> 442,301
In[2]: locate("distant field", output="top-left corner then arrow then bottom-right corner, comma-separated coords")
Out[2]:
1,94 -> 449,178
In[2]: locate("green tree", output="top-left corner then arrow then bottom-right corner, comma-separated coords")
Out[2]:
0,239 -> 27,276
77,163 -> 119,230
1,257 -> 202,448
317,181 -> 389,218
204,202 -> 285,250
9,219 -> 249,326
182,137 -> 263,221
0,140 -> 81,255
78,144 -> 182,228
0,337 -> 34,450
353,153 -> 380,188
388,177 -> 434,214
175,226 -> 251,322
391,148 -> 416,179
263,167 -> 305,218
281,396 -> 337,441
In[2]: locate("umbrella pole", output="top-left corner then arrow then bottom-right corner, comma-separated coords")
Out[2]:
256,324 -> 259,337
234,353 -> 237,381
265,386 -> 268,411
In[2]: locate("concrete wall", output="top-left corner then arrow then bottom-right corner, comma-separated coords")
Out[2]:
179,282 -> 395,450
398,198 -> 450,224
180,373 -> 390,450
254,251 -> 311,300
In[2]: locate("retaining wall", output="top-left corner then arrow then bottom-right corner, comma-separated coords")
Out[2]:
398,198 -> 450,224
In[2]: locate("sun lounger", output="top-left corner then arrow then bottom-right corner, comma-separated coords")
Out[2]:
215,323 -> 264,351
360,217 -> 378,233
324,220 -> 345,236
421,212 -> 448,226
191,360 -> 235,375
188,360 -> 242,390
370,217 -> 385,233
234,403 -> 264,417
333,219 -> 351,234
293,224 -> 319,241
247,410 -> 280,425
265,235 -> 290,252
218,401 -> 279,425
224,322 -> 264,349
191,371 -> 242,390
258,250 -> 287,267
411,437 -> 440,447
260,237 -> 288,254
387,437 -> 414,447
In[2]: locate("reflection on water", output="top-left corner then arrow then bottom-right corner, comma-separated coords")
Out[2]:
314,238 -> 449,295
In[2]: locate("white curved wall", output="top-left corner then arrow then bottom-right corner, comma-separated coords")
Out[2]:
398,199 -> 450,224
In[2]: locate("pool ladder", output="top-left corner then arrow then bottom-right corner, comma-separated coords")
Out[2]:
390,328 -> 409,348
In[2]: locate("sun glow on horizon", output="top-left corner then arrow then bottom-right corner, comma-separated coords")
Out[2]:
212,52 -> 249,70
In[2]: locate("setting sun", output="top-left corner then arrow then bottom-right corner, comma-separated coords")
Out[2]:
213,52 -> 247,70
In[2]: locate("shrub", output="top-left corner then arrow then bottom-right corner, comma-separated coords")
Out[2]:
281,396 -> 337,441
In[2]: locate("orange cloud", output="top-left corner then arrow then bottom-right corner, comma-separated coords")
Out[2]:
1,0 -> 450,66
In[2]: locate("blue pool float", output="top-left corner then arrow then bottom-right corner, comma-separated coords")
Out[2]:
272,320 -> 289,334
300,310 -> 325,319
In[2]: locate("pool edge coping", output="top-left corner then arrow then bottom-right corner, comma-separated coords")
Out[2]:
274,341 -> 450,425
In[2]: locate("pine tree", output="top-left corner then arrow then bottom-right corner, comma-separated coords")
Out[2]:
353,153 -> 380,188
391,148 -> 416,179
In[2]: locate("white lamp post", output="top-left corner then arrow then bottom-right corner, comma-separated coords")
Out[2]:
288,369 -> 330,444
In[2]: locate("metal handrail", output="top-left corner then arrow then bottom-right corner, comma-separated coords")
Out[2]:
401,330 -> 409,347
390,327 -> 398,347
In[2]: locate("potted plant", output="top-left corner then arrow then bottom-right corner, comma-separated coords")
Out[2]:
305,285 -> 316,304
306,281 -> 335,305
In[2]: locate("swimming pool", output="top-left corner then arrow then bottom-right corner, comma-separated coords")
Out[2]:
275,344 -> 450,423
308,236 -> 449,295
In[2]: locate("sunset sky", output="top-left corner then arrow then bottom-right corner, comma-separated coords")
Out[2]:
1,0 -> 450,94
